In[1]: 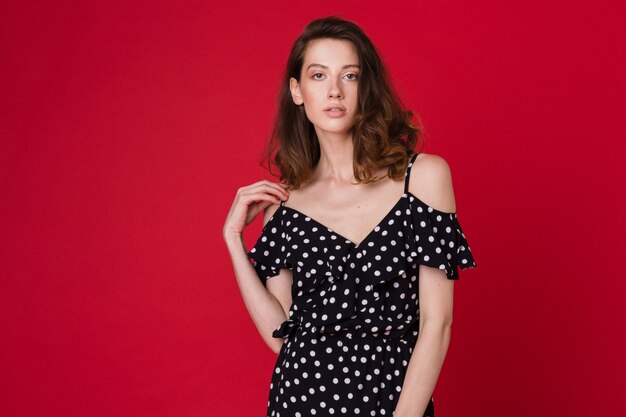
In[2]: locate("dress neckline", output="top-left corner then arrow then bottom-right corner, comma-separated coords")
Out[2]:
281,193 -> 409,249
280,191 -> 456,250
272,153 -> 455,250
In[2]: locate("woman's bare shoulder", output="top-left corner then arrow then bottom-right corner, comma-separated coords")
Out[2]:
408,152 -> 456,213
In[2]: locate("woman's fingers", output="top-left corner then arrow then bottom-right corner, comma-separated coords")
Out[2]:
224,181 -> 290,238
243,191 -> 282,205
241,180 -> 290,201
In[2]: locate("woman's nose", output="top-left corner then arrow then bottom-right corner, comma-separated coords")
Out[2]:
328,82 -> 343,99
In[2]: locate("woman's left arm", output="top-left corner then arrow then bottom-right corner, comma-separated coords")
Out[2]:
393,265 -> 455,417
395,153 -> 458,416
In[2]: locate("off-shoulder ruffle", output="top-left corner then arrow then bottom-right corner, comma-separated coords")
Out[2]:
246,212 -> 290,286
406,193 -> 477,280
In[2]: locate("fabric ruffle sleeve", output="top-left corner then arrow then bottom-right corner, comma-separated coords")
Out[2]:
408,194 -> 477,280
246,211 -> 290,286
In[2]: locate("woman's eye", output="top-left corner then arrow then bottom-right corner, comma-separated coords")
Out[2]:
345,73 -> 359,80
313,73 -> 324,80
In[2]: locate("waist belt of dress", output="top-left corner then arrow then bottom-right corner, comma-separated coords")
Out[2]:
272,316 -> 420,345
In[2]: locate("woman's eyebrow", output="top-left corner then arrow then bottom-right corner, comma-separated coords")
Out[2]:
306,64 -> 361,70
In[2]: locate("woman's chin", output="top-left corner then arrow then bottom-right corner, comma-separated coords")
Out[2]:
312,121 -> 356,136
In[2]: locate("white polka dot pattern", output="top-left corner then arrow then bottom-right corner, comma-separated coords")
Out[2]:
246,153 -> 476,416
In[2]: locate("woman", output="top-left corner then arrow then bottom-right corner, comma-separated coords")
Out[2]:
223,16 -> 477,417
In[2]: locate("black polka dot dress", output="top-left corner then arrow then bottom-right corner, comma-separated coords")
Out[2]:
247,153 -> 477,417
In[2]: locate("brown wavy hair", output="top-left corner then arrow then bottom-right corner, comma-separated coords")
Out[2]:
259,15 -> 424,189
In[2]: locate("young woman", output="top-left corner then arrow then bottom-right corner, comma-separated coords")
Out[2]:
223,16 -> 477,417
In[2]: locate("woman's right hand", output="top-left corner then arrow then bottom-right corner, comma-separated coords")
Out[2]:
222,180 -> 290,243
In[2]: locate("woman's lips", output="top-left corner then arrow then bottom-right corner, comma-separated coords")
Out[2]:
324,108 -> 346,118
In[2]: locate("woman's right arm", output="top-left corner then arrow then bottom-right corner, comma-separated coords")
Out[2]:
222,181 -> 291,354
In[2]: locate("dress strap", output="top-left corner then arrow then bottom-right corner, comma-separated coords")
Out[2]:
404,153 -> 420,194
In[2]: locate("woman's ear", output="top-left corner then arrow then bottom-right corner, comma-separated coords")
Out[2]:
289,77 -> 303,105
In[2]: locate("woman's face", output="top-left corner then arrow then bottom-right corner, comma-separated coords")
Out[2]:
290,38 -> 360,137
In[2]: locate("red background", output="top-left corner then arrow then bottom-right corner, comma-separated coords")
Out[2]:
1,1 -> 624,416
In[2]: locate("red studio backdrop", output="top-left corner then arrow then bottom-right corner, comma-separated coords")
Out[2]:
1,1 -> 624,416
